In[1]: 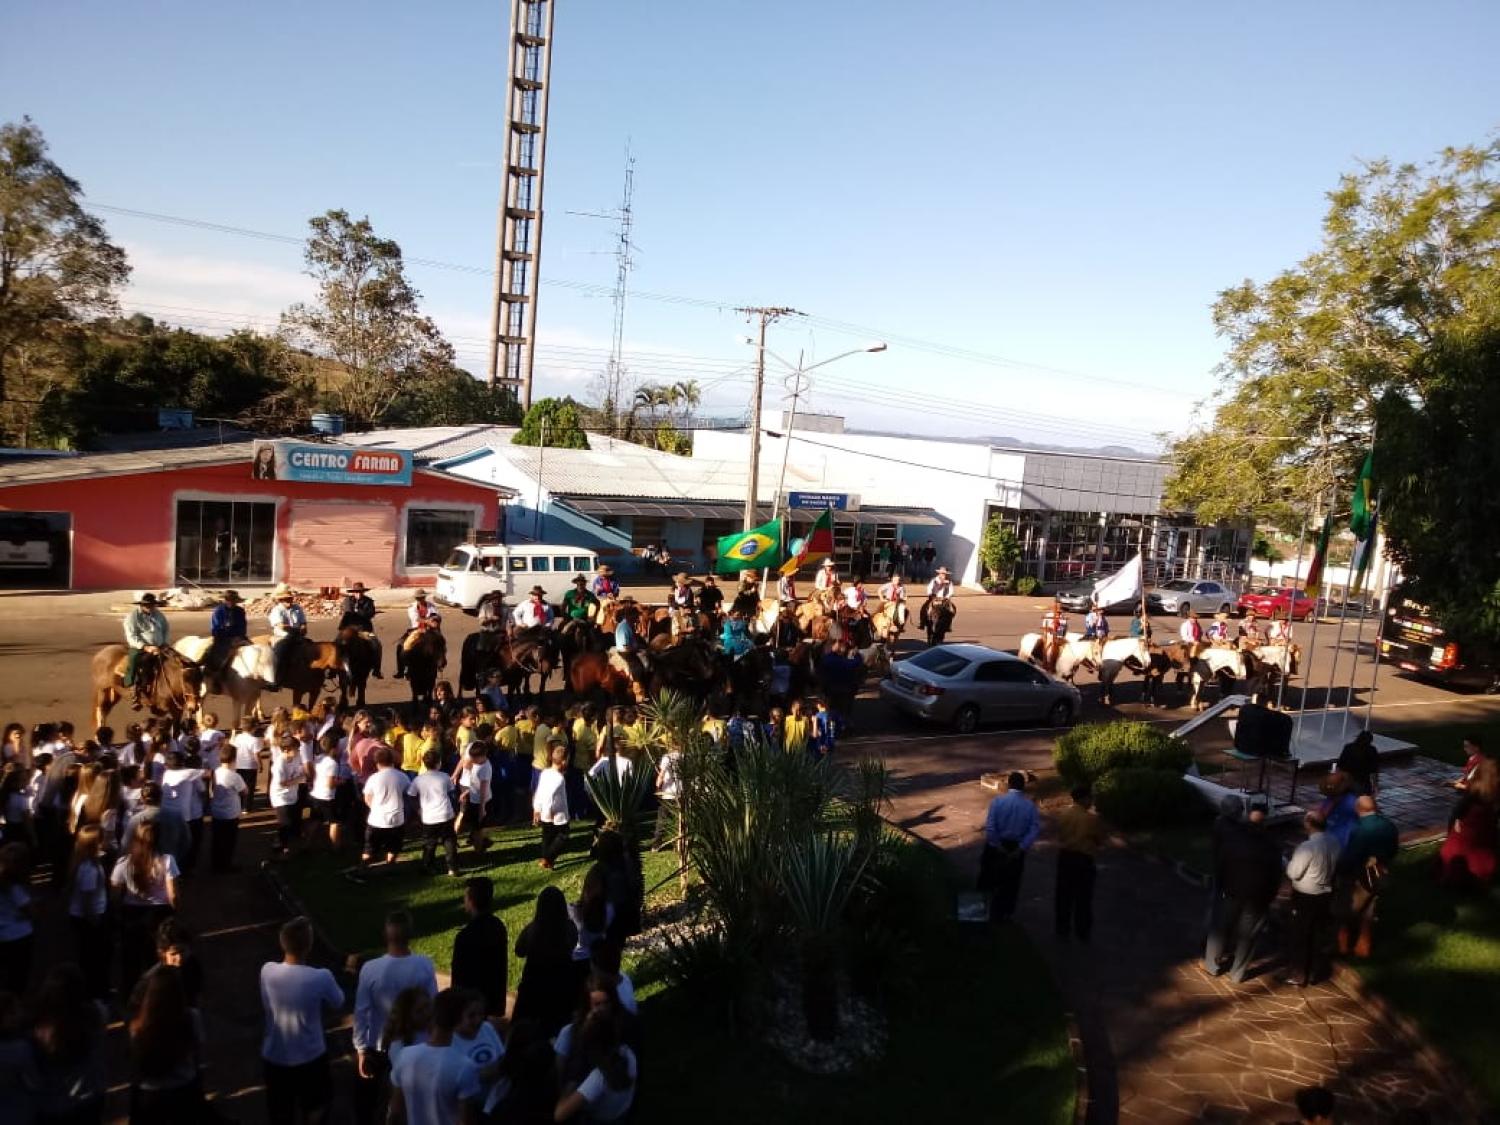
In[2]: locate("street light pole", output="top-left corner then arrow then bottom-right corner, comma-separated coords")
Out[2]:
737,307 -> 801,531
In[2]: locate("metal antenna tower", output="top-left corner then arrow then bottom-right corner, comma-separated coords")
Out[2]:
568,147 -> 636,430
485,0 -> 557,407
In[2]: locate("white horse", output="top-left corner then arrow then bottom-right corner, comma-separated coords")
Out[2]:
174,636 -> 274,726
871,599 -> 908,647
1090,637 -> 1153,704
855,641 -> 892,683
1242,643 -> 1302,705
1188,647 -> 1247,711
1019,632 -> 1101,681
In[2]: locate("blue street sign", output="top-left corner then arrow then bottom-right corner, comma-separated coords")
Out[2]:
788,491 -> 848,511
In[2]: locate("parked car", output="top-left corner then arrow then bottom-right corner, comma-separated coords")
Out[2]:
1145,578 -> 1237,617
879,643 -> 1081,734
1236,586 -> 1318,621
0,515 -> 54,571
435,543 -> 600,612
1057,573 -> 1140,613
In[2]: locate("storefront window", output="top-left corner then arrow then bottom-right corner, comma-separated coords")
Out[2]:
175,500 -> 275,583
405,509 -> 475,568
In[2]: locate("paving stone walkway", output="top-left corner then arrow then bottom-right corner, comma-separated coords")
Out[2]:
876,735 -> 1487,1124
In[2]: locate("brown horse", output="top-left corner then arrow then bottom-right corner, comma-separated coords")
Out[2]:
251,634 -> 345,711
92,645 -> 204,730
404,627 -> 447,717
567,650 -> 639,706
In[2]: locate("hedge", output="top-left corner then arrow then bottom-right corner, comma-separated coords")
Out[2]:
1094,768 -> 1197,830
1052,720 -> 1190,787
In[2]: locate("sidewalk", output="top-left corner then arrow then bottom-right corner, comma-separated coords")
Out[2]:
882,738 -> 1484,1123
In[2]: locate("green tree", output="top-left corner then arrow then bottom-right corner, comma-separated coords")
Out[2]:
1377,322 -> 1500,641
1165,142 -> 1500,532
280,209 -> 453,426
387,365 -> 523,427
978,518 -> 1021,585
512,396 -> 589,449
0,117 -> 129,442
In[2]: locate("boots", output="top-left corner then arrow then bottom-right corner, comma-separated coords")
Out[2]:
1352,919 -> 1374,959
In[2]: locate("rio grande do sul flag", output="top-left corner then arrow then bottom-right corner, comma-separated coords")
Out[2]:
1303,514 -> 1333,592
781,508 -> 835,576
715,518 -> 783,574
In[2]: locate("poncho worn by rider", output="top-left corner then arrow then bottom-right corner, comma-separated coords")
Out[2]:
720,610 -> 754,660
207,589 -> 248,684
123,591 -> 170,706
337,581 -> 383,678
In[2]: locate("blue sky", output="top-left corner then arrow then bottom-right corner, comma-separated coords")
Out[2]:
4,0 -> 1498,447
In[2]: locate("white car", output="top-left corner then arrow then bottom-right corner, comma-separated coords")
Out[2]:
435,543 -> 600,612
1146,578 -> 1238,617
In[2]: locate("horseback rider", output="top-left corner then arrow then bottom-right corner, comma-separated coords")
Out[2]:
878,572 -> 907,606
1208,611 -> 1234,646
1083,601 -> 1109,640
698,574 -> 724,619
591,564 -> 620,601
1237,610 -> 1264,649
1266,611 -> 1291,645
338,582 -> 384,679
668,572 -> 697,635
921,566 -> 957,633
266,584 -> 307,692
720,608 -> 754,660
562,574 -> 599,623
394,590 -> 441,680
207,589 -> 248,686
511,585 -> 555,632
609,600 -> 648,685
1040,596 -> 1067,669
123,591 -> 170,707
814,557 -> 839,593
776,568 -> 797,606
1179,609 -> 1204,650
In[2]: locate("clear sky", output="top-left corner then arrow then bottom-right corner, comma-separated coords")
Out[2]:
4,0 -> 1498,448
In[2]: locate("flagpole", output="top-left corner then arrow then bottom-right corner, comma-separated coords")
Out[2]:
1275,512 -> 1310,711
761,355 -> 807,602
1324,438 -> 1376,741
1363,526 -> 1390,732
1294,505 -> 1330,745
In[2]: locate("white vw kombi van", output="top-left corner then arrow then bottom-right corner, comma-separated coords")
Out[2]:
434,543 -> 601,612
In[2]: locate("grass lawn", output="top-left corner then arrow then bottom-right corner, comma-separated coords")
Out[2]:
1352,843 -> 1500,1113
1384,717 -> 1500,767
284,825 -> 1076,1124
279,823 -> 683,986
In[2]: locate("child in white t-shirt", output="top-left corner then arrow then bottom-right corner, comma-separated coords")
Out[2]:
208,762 -> 248,873
411,750 -> 459,877
309,732 -> 342,850
531,742 -> 570,871
230,720 -> 266,810
451,990 -> 507,1115
268,736 -> 306,858
454,742 -> 492,855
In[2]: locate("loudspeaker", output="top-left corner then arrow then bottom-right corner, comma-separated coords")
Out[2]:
1235,702 -> 1293,759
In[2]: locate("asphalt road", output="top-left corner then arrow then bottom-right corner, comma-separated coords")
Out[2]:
0,588 -> 1494,742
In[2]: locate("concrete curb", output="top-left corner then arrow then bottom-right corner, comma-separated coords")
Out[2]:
1065,1009 -> 1091,1125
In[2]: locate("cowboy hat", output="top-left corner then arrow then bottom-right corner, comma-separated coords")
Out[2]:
412,589 -> 428,600
937,565 -> 951,576
1214,611 -> 1230,621
821,558 -> 836,568
272,582 -> 296,600
133,591 -> 159,605
221,590 -> 244,603
673,572 -> 689,583
528,585 -> 546,598
571,574 -> 588,585
596,564 -> 614,576
346,581 -> 369,594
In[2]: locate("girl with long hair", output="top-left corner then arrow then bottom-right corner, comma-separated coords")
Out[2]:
554,1002 -> 638,1122
110,819 -> 179,1000
127,965 -> 205,1122
68,762 -> 102,835
2,722 -> 26,767
82,770 -> 124,859
379,985 -> 433,1070
568,865 -> 614,966
68,825 -> 114,1003
512,886 -> 579,1034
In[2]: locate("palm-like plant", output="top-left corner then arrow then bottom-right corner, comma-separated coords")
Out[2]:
783,831 -> 870,1040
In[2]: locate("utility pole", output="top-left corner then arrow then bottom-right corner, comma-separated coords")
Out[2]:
569,148 -> 636,432
738,306 -> 801,530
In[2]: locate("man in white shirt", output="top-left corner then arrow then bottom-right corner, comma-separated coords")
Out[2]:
260,916 -> 346,1123
1284,812 -> 1341,988
361,746 -> 410,867
209,761 -> 248,872
267,585 -> 308,691
1179,610 -> 1203,648
813,557 -> 839,593
510,586 -> 555,632
159,750 -> 209,872
395,591 -> 442,680
388,988 -> 482,1125
411,750 -> 460,877
353,910 -> 439,1123
925,565 -> 954,600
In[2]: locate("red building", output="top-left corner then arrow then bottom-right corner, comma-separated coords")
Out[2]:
0,441 -> 513,591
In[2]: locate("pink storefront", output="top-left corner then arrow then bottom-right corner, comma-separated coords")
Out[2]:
0,441 -> 511,591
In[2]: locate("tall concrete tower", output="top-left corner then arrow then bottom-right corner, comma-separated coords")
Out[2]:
485,0 -> 557,407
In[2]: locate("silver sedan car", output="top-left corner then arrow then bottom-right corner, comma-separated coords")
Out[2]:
879,643 -> 1081,734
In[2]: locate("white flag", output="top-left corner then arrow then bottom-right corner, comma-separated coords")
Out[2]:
1091,553 -> 1143,607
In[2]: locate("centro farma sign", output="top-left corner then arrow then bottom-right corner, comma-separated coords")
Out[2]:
252,441 -> 413,487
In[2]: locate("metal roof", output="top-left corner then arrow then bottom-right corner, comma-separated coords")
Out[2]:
341,425 -> 521,463
557,496 -> 941,527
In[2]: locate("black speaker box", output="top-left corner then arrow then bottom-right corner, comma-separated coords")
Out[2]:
1235,702 -> 1293,759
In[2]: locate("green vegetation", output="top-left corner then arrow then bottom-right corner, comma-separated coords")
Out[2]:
979,519 -> 1022,587
1386,719 -> 1500,768
1016,575 -> 1042,597
1353,843 -> 1500,1113
1094,767 -> 1197,830
512,396 -> 590,449
1053,720 -> 1191,789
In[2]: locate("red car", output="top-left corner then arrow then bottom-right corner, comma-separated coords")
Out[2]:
1236,587 -> 1318,621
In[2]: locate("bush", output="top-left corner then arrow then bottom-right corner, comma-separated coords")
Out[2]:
1094,768 -> 1197,830
1015,575 -> 1041,597
1052,720 -> 1190,787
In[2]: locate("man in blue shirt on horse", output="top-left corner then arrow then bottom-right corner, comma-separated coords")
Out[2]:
207,589 -> 248,689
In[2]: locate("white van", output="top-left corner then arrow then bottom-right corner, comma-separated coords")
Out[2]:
434,543 -> 600,613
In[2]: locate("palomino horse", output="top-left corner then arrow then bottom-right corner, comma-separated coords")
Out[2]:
92,645 -> 203,731
871,599 -> 908,648
173,636 -> 272,726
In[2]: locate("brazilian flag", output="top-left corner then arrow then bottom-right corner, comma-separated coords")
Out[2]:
716,518 -> 783,573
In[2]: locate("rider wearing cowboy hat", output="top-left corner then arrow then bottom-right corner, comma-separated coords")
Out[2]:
814,557 -> 839,592
395,590 -> 440,679
511,585 -> 555,631
698,573 -> 724,618
267,584 -> 307,692
337,582 -> 384,678
563,574 -> 599,622
591,564 -> 619,600
123,591 -> 170,705
207,589 -> 248,686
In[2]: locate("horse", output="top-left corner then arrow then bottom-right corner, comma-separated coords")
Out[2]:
249,634 -> 345,712
1019,632 -> 1100,680
92,645 -> 204,731
173,636 -> 273,726
403,628 -> 447,717
748,597 -> 782,636
505,625 -> 560,702
567,649 -> 640,707
1188,647 -> 1246,711
557,618 -> 605,686
459,628 -> 508,695
1090,637 -> 1152,704
1242,643 -> 1301,706
648,636 -> 723,701
920,598 -> 957,647
335,627 -> 380,709
725,644 -> 776,714
870,599 -> 908,648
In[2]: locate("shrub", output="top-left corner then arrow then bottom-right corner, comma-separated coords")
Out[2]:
1015,575 -> 1041,597
1052,720 -> 1190,787
1094,768 -> 1197,830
